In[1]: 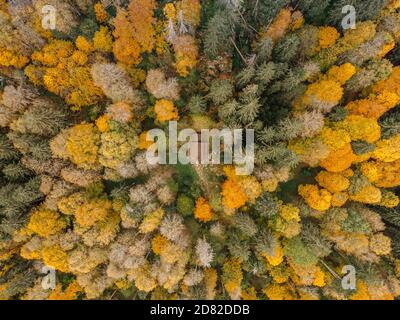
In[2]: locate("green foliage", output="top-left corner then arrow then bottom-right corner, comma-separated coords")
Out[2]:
84,181 -> 105,199
174,164 -> 202,198
0,258 -> 36,299
348,172 -> 370,195
351,141 -> 376,155
326,0 -> 389,28
377,207 -> 400,228
255,230 -> 277,256
328,106 -> 348,122
379,107 -> 400,139
79,18 -> 99,39
203,9 -> 235,58
255,38 -> 273,64
0,0 -> 399,301
298,0 -> 331,25
247,0 -> 291,25
218,99 -> 239,125
238,90 -> 261,124
125,202 -> 146,221
208,79 -> 234,105
177,194 -> 195,216
242,255 -> 267,275
0,177 -> 43,238
110,184 -> 131,203
2,163 -> 32,181
254,192 -> 280,217
236,65 -> 256,88
283,236 -> 319,266
233,213 -> 258,238
276,117 -> 304,140
188,95 -> 207,114
0,134 -> 19,161
346,59 -> 393,95
255,144 -> 298,168
7,132 -> 52,161
256,62 -> 278,87
301,221 -> 332,258
341,209 -> 372,234
227,232 -> 251,262
13,106 -> 67,136
272,34 -> 301,63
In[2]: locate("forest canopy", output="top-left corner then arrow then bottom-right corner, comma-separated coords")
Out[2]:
0,0 -> 400,300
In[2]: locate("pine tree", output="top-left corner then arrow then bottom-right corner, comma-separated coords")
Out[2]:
79,17 -> 99,39
0,258 -> 36,299
255,143 -> 298,168
255,37 -> 273,64
283,236 -> 318,266
276,117 -> 304,140
345,59 -> 393,95
386,226 -> 400,259
218,100 -> 240,125
242,255 -> 267,275
238,98 -> 260,124
255,62 -> 278,87
0,177 -> 43,238
257,126 -> 278,145
236,65 -> 256,88
326,0 -> 389,28
328,106 -> 348,122
341,208 -> 372,234
11,177 -> 43,206
254,192 -> 279,218
7,132 -> 52,161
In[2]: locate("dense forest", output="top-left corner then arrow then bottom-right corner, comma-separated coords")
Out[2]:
0,0 -> 400,300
